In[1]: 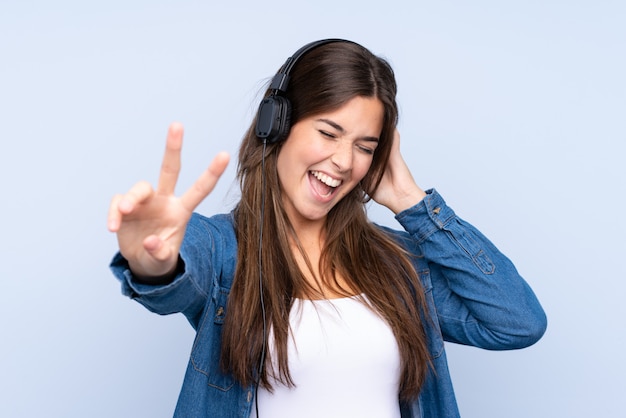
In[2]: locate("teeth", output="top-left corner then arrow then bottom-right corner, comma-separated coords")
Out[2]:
311,171 -> 342,188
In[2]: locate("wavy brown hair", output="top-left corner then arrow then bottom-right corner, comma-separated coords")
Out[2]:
220,41 -> 431,402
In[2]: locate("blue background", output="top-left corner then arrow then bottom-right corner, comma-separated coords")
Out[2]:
1,1 -> 624,417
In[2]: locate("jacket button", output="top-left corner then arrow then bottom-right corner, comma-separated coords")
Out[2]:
247,390 -> 253,403
216,306 -> 224,317
433,207 -> 441,215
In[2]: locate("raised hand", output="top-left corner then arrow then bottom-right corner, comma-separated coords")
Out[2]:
372,129 -> 426,214
107,122 -> 230,279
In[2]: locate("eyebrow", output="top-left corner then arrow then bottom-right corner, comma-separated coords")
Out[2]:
316,118 -> 380,143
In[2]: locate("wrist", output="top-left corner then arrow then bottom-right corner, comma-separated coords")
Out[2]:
130,256 -> 183,285
389,187 -> 427,214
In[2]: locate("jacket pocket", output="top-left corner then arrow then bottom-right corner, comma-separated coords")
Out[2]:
190,287 -> 235,391
419,270 -> 444,359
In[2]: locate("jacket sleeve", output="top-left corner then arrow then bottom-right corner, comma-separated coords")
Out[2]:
395,189 -> 547,350
109,213 -> 237,329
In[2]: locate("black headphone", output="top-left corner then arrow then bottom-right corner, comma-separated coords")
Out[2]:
254,38 -> 353,144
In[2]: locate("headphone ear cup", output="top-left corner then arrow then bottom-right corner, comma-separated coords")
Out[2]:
255,95 -> 292,144
275,97 -> 292,143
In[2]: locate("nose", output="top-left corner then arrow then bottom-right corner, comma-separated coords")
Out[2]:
330,141 -> 353,172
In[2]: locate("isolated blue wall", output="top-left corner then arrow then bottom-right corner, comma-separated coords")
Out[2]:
1,1 -> 624,417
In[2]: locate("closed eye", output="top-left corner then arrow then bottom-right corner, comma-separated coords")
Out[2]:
357,145 -> 375,155
319,130 -> 337,139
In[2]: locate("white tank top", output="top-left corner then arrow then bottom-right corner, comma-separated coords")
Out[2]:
251,295 -> 402,418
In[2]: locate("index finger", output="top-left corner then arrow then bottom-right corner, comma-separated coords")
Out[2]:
157,122 -> 184,195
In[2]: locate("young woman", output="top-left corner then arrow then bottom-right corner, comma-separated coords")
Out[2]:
108,39 -> 546,418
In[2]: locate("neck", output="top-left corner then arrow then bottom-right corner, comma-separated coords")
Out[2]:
288,221 -> 358,299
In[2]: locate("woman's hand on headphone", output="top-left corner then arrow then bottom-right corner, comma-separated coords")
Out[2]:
372,129 -> 426,215
107,122 -> 230,280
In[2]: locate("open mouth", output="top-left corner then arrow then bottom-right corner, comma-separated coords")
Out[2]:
310,170 -> 342,197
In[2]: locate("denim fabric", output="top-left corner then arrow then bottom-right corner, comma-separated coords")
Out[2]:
110,189 -> 547,418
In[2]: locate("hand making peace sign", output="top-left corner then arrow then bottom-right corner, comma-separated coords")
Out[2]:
107,123 -> 230,280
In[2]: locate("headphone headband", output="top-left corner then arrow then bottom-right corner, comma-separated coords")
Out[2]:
269,39 -> 349,93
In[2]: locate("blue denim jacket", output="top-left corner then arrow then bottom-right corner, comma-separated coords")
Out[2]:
110,189 -> 547,418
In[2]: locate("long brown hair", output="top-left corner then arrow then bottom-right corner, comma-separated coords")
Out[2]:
220,41 -> 430,401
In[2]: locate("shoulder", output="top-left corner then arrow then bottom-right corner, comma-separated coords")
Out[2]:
190,211 -> 235,228
182,212 -> 238,285
187,211 -> 237,243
